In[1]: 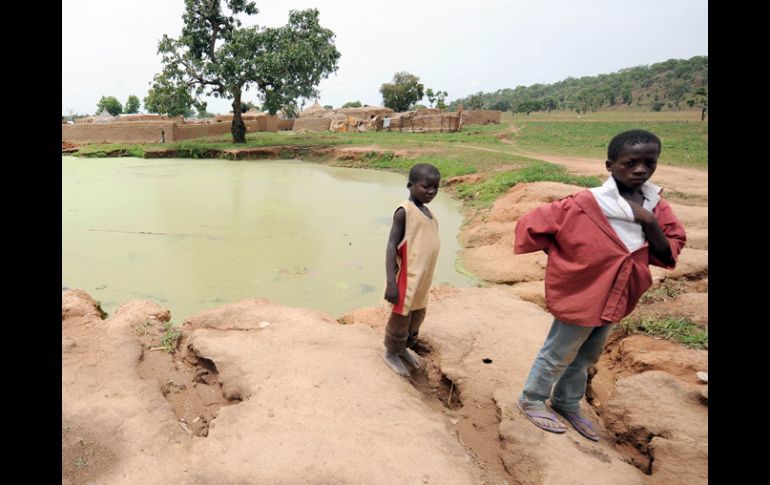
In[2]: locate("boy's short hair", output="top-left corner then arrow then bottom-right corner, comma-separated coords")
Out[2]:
607,130 -> 662,161
408,163 -> 441,182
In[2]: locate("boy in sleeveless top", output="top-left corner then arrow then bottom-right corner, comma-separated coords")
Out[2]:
383,164 -> 441,377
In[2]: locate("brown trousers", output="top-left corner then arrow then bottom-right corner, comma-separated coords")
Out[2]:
384,309 -> 426,353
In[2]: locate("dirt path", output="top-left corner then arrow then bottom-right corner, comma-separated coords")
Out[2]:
512,149 -> 707,198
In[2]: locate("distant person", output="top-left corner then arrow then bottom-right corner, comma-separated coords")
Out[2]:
382,163 -> 441,377
513,130 -> 686,441
160,129 -> 165,143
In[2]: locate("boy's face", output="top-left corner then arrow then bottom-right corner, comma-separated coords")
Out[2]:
408,173 -> 440,204
606,142 -> 660,189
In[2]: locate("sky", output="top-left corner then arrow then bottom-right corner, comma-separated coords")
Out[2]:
62,0 -> 708,116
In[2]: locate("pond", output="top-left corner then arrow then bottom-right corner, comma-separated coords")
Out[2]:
62,157 -> 477,321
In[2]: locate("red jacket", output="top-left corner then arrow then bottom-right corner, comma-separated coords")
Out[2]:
514,190 -> 686,326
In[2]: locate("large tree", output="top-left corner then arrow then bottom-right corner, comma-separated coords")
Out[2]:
153,1 -> 340,142
380,72 -> 424,112
97,96 -> 122,116
124,95 -> 141,114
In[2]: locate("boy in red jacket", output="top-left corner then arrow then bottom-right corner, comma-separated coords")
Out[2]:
514,129 -> 686,441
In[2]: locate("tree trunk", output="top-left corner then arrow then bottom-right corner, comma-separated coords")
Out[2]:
231,88 -> 246,143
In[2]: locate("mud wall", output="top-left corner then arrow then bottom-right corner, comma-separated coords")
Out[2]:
63,116 -> 281,143
62,122 -> 177,143
462,110 -> 502,125
389,113 -> 461,133
174,123 -> 231,141
292,118 -> 332,131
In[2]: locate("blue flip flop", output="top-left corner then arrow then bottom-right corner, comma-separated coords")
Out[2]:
551,406 -> 600,442
516,401 -> 566,434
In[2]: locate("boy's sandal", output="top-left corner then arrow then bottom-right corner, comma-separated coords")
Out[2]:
516,401 -> 566,434
551,407 -> 600,442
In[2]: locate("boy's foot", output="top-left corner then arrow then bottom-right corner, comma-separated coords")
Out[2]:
551,406 -> 599,442
516,401 -> 566,433
399,348 -> 422,369
383,351 -> 411,377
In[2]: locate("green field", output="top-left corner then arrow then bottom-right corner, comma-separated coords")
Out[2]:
508,120 -> 707,168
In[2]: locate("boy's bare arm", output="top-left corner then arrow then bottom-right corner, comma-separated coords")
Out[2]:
384,208 -> 406,304
627,200 -> 674,265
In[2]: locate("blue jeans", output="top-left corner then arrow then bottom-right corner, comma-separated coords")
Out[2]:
520,319 -> 614,413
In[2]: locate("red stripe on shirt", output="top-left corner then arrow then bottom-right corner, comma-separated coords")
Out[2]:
393,241 -> 408,314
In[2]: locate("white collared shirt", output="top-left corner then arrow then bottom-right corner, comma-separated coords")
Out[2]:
589,176 -> 662,252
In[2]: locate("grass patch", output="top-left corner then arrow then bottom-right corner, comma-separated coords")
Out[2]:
621,315 -> 708,349
357,151 -> 478,179
667,190 -> 702,201
639,279 -> 684,304
75,143 -> 147,158
510,121 -> 708,168
133,319 -> 183,353
125,147 -> 145,158
454,161 -> 601,206
76,144 -> 131,157
72,124 -> 505,159
159,321 -> 183,353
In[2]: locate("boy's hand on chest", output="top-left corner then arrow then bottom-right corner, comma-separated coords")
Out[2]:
626,200 -> 656,225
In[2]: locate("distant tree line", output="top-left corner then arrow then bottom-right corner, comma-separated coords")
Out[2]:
448,56 -> 708,116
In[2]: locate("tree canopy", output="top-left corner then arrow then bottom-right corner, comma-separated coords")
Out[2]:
144,77 -> 199,117
466,93 -> 484,110
124,95 -> 141,114
426,89 -> 448,109
380,72 -> 424,112
97,96 -> 122,116
153,1 -> 340,142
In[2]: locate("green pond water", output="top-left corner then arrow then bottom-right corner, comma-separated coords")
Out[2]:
62,157 -> 477,321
